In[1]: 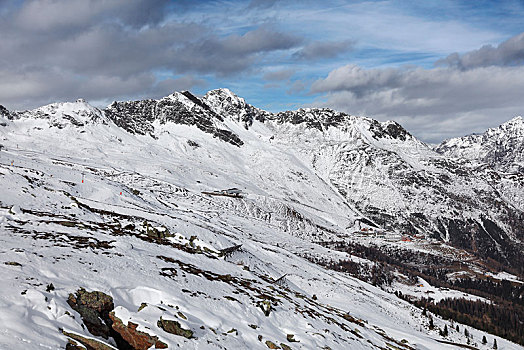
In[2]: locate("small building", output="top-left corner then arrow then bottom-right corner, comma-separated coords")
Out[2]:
222,188 -> 243,197
202,187 -> 244,198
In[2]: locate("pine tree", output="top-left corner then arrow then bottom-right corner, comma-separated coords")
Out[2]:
429,316 -> 434,329
443,325 -> 448,337
464,328 -> 469,338
456,325 -> 459,332
493,339 -> 498,349
482,335 -> 487,344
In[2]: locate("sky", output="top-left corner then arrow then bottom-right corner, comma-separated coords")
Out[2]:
1,0 -> 524,142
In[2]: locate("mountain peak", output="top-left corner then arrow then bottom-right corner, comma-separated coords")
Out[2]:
504,115 -> 523,126
5,99 -> 104,127
436,116 -> 524,173
207,87 -> 242,99
203,88 -> 268,128
484,115 -> 524,137
204,88 -> 247,109
103,90 -> 244,146
0,104 -> 10,118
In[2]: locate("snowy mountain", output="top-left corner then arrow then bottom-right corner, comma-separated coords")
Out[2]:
435,116 -> 524,173
263,108 -> 524,272
0,90 -> 523,349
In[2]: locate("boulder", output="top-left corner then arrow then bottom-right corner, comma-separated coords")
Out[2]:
265,340 -> 280,349
62,330 -> 115,350
157,318 -> 193,339
109,312 -> 167,349
67,288 -> 114,338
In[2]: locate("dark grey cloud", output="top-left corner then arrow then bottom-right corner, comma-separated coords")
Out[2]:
149,76 -> 207,99
168,26 -> 301,76
0,22 -> 204,78
0,1 -> 302,110
11,0 -> 170,32
311,63 -> 524,142
436,31 -> 524,69
293,40 -> 355,61
0,67 -> 159,109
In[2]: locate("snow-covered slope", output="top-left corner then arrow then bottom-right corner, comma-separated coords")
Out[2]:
259,108 -> 524,271
0,91 -> 523,349
436,116 -> 524,173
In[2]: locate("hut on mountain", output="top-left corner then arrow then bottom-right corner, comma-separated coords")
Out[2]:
202,187 -> 244,198
221,188 -> 243,197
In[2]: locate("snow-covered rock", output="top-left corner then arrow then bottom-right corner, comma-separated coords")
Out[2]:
436,116 -> 524,173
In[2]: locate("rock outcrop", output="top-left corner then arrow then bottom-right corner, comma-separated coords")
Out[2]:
109,312 -> 167,350
67,288 -> 114,339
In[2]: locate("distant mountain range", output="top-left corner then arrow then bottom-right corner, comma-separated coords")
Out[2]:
0,89 -> 523,349
436,116 -> 524,173
2,89 -> 523,270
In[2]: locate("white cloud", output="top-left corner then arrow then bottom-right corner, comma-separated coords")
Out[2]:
311,64 -> 524,142
436,32 -> 524,69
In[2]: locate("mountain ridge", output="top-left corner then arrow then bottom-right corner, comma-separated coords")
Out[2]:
436,115 -> 524,174
1,88 -> 523,349
2,89 -> 523,272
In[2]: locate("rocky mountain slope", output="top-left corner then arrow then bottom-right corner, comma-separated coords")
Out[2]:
0,89 -> 523,349
435,116 -> 524,173
264,109 -> 524,272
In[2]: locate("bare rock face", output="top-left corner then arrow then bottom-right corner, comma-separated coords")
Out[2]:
157,317 -> 193,339
67,288 -> 115,339
104,92 -> 244,147
203,88 -> 269,128
66,289 -> 164,349
62,330 -> 116,350
274,108 -> 346,131
0,105 -> 10,118
109,312 -> 167,350
0,105 -> 9,127
265,340 -> 281,349
436,116 -> 524,173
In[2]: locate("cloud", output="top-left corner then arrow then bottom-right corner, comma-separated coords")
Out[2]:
0,1 -> 301,110
293,40 -> 355,60
0,67 -> 159,109
167,26 -> 301,76
311,64 -> 403,95
263,69 -> 295,81
311,63 -> 524,142
287,79 -> 309,94
1,0 -> 523,144
149,76 -> 207,98
247,0 -> 280,10
12,0 -> 170,32
436,32 -> 524,69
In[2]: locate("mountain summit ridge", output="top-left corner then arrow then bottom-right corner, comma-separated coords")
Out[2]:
2,88 -> 522,271
1,88 -> 523,349
436,115 -> 524,173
